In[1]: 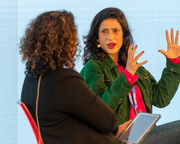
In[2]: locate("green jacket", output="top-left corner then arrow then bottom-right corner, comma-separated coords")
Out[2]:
80,55 -> 180,124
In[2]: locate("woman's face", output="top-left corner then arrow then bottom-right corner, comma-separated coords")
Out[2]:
98,18 -> 123,61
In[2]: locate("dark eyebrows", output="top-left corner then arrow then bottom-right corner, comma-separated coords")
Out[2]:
112,27 -> 121,30
99,28 -> 108,31
100,27 -> 121,30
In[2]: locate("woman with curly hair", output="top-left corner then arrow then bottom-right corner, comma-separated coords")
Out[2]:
20,10 -> 131,144
80,7 -> 180,143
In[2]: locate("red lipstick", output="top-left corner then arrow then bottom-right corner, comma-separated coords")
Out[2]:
107,43 -> 116,49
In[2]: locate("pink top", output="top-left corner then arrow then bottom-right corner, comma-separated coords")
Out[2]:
168,57 -> 180,63
115,63 -> 147,119
115,57 -> 180,120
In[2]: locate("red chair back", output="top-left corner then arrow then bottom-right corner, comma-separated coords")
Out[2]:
17,100 -> 44,144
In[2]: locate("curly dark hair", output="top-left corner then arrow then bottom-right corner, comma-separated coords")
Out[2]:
19,10 -> 80,78
83,7 -> 133,66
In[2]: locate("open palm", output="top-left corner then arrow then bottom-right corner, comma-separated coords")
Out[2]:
158,28 -> 180,58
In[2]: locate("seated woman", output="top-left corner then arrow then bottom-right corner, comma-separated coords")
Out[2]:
19,10 -> 131,144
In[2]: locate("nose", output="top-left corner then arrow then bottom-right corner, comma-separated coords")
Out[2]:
108,31 -> 114,40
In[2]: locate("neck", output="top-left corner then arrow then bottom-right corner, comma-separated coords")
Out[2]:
108,53 -> 118,62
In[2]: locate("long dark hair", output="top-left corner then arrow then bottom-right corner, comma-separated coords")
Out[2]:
20,10 -> 80,78
83,7 -> 133,66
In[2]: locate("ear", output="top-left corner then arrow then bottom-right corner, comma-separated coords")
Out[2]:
97,39 -> 99,42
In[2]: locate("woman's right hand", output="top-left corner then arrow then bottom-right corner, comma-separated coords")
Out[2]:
115,120 -> 132,138
125,44 -> 147,75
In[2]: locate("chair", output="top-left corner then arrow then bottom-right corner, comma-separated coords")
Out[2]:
17,100 -> 44,144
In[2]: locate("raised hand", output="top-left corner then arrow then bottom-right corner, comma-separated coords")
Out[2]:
125,44 -> 147,75
158,28 -> 180,58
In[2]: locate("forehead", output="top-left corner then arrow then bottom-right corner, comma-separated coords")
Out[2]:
99,18 -> 121,29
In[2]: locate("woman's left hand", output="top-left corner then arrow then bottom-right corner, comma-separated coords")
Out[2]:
158,28 -> 180,58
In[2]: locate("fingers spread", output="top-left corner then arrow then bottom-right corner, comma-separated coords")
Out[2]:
128,44 -> 138,61
132,45 -> 138,60
171,28 -> 175,43
137,60 -> 148,67
175,30 -> 179,44
158,49 -> 167,57
128,43 -> 133,60
134,50 -> 144,62
166,30 -> 170,44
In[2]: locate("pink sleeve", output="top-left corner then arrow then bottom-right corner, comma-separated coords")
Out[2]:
167,57 -> 180,63
124,69 -> 139,85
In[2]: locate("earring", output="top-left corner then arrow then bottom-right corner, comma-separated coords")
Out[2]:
97,43 -> 101,48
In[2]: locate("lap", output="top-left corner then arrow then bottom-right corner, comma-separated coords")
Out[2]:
141,120 -> 180,144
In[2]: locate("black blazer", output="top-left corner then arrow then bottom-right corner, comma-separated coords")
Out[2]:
21,68 -> 123,144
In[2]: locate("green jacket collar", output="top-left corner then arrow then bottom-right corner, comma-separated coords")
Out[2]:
104,55 -> 118,69
104,55 -> 120,77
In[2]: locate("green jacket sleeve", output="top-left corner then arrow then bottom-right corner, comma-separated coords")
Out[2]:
151,59 -> 180,107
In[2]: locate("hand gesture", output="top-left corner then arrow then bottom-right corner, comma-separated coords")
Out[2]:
158,28 -> 180,58
125,44 -> 148,75
115,120 -> 132,138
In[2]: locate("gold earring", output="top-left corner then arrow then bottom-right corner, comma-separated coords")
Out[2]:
97,44 -> 101,48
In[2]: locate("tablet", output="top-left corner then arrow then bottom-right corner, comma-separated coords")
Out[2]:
118,112 -> 161,144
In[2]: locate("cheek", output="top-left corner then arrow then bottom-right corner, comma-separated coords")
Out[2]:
117,35 -> 123,46
99,35 -> 106,45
